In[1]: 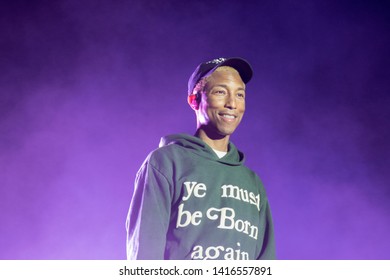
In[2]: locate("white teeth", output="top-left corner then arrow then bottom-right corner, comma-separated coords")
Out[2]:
222,114 -> 235,119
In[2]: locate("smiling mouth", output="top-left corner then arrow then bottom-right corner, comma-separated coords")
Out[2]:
219,113 -> 237,121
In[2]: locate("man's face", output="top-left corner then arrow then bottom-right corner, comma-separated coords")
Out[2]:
196,66 -> 246,138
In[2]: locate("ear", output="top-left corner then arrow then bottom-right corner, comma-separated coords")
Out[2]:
187,93 -> 200,110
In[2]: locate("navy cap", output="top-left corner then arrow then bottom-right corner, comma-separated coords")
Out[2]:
188,57 -> 253,94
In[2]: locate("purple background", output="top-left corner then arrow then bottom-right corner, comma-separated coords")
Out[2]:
1,0 -> 389,259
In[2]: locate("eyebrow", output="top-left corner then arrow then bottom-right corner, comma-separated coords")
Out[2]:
214,84 -> 246,91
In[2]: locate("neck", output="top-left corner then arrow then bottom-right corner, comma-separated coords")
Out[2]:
195,128 -> 230,152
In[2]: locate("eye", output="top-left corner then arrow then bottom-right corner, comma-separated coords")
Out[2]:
237,92 -> 246,99
214,89 -> 226,95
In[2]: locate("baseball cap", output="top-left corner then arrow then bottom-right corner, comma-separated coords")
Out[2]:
188,57 -> 253,94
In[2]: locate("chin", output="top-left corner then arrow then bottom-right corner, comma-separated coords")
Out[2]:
217,128 -> 237,137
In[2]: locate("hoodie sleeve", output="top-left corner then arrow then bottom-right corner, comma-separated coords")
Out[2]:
126,159 -> 172,260
257,197 -> 277,260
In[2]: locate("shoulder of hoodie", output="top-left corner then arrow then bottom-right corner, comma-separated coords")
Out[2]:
147,143 -> 183,163
146,137 -> 205,169
136,139 -> 192,179
144,134 -> 201,162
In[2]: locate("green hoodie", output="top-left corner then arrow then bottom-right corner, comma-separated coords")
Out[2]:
126,134 -> 276,260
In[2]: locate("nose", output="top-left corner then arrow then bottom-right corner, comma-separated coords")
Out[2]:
225,93 -> 237,109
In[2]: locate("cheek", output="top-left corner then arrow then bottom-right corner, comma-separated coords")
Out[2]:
199,97 -> 216,113
197,102 -> 212,122
206,99 -> 226,112
238,101 -> 245,113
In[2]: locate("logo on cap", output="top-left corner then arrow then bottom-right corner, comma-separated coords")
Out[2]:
206,58 -> 226,64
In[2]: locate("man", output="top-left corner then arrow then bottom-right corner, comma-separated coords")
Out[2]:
126,57 -> 276,260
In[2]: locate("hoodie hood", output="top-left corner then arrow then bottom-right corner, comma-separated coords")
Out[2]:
159,134 -> 245,166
